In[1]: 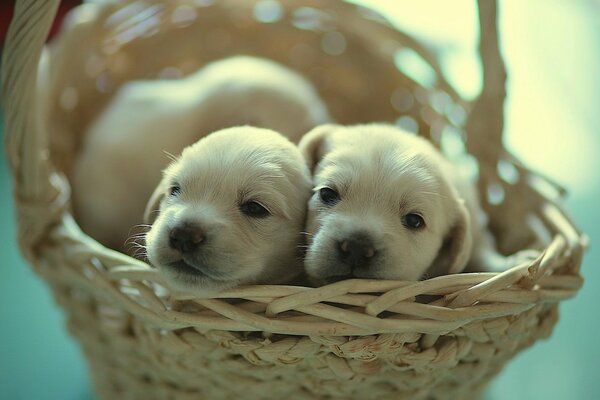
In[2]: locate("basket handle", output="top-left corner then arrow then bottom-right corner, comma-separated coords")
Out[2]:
2,0 -> 63,258
465,0 -> 507,160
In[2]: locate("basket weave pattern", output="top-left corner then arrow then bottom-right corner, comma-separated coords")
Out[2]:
2,0 -> 585,399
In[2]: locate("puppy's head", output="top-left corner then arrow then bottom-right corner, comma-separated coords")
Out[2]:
144,127 -> 311,293
299,124 -> 472,284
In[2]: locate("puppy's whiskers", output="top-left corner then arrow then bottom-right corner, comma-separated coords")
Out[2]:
163,150 -> 179,163
133,223 -> 153,229
129,242 -> 148,259
125,224 -> 150,260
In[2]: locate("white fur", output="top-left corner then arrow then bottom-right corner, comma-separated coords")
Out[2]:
144,127 -> 312,293
299,124 -> 538,284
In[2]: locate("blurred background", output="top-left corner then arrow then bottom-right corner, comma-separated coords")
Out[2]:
1,0 -> 598,399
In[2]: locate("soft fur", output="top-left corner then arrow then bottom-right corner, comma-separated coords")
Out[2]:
144,127 -> 312,293
72,56 -> 330,252
299,124 -> 537,284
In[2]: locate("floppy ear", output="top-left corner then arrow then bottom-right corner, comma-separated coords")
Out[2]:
298,124 -> 339,173
427,199 -> 473,277
143,177 -> 169,224
446,200 -> 473,274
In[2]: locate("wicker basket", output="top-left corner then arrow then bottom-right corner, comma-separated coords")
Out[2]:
2,0 -> 586,399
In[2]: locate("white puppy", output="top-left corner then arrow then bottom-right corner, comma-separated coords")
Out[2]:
72,56 -> 330,252
144,127 -> 312,292
299,124 -> 535,284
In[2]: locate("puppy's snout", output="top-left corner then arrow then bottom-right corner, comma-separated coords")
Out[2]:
169,224 -> 205,253
337,234 -> 376,268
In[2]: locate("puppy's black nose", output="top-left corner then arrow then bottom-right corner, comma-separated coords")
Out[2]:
337,234 -> 376,268
169,224 -> 205,253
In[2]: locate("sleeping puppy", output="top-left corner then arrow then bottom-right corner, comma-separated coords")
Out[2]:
144,126 -> 312,292
72,56 -> 330,253
299,124 -> 536,284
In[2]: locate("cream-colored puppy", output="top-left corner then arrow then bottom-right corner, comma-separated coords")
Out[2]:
299,124 -> 535,284
72,56 -> 330,252
144,126 -> 312,292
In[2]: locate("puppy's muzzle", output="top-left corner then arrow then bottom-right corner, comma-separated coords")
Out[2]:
336,233 -> 377,269
169,223 -> 205,253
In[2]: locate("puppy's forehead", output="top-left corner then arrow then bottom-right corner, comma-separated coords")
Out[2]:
319,141 -> 439,191
173,144 -> 287,192
162,129 -> 309,220
314,131 -> 454,220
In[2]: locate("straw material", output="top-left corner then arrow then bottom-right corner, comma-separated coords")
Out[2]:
2,0 -> 586,399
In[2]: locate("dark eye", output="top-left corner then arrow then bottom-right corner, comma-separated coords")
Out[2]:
169,184 -> 181,197
319,187 -> 341,206
240,201 -> 270,218
403,213 -> 425,230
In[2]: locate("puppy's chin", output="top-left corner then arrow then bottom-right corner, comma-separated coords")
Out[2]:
156,261 -> 239,294
153,258 -> 248,294
304,253 -> 381,286
306,271 -> 353,287
305,252 -> 421,284
304,236 -> 383,284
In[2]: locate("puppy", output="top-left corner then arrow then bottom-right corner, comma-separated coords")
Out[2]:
72,56 -> 330,252
299,124 -> 535,284
144,126 -> 312,292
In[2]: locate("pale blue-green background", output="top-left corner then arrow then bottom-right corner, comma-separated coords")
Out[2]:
1,0 -> 599,399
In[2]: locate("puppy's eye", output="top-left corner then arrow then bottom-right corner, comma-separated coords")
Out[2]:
403,213 -> 425,230
319,187 -> 341,206
169,185 -> 181,197
240,201 -> 270,218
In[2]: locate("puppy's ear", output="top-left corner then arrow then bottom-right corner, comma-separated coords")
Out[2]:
144,177 -> 169,224
298,124 -> 339,172
428,199 -> 473,277
446,200 -> 473,274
